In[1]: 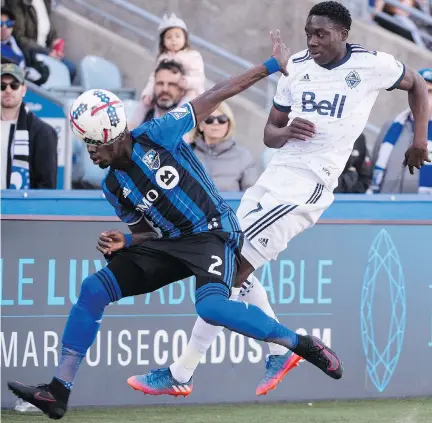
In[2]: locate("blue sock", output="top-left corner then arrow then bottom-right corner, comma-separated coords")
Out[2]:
55,267 -> 121,390
195,283 -> 299,350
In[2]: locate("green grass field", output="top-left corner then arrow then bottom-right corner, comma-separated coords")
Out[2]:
2,398 -> 432,423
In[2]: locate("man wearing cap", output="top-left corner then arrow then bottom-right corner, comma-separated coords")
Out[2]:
1,63 -> 58,189
372,68 -> 432,193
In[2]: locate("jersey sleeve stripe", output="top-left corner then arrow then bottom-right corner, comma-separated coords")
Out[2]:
273,101 -> 291,113
186,102 -> 197,129
387,63 -> 406,91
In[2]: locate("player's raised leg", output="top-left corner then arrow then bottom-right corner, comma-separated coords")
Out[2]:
240,274 -> 302,396
234,176 -> 344,389
164,272 -> 301,397
192,236 -> 342,381
135,230 -> 342,397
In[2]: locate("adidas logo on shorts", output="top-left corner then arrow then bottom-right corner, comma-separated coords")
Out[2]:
258,238 -> 269,247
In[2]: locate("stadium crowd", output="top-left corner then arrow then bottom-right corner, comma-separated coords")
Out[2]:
1,1 -> 431,194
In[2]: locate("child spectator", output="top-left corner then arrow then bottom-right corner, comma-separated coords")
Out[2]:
133,13 -> 205,127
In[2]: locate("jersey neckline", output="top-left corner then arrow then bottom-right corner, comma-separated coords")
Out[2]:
317,43 -> 352,71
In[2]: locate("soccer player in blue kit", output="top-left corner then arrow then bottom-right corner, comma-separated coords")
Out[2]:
8,31 -> 343,419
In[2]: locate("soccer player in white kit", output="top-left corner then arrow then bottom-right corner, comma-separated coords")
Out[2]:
137,1 -> 430,397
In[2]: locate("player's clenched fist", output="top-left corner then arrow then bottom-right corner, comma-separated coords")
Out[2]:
283,117 -> 316,141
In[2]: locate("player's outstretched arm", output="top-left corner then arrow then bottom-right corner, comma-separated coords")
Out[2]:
398,66 -> 431,174
191,30 -> 289,123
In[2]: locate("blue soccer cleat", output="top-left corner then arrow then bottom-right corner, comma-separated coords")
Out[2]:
127,368 -> 193,397
256,352 -> 302,396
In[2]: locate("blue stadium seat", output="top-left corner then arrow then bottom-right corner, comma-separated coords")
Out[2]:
79,55 -> 136,99
122,99 -> 140,123
36,54 -> 71,89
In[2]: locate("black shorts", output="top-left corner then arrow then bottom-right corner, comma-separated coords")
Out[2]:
107,231 -> 243,299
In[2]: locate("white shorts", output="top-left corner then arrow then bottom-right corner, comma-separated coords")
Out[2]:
237,165 -> 334,269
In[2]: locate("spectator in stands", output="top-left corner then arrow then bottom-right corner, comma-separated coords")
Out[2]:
1,63 -> 58,189
372,68 -> 432,193
129,60 -> 187,128
191,101 -> 258,192
133,13 -> 205,126
334,133 -> 372,193
411,1 -> 432,50
4,0 -> 77,82
1,7 -> 49,85
374,0 -> 429,49
416,0 -> 431,14
1,8 -> 24,67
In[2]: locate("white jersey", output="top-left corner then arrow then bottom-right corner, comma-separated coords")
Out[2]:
272,43 -> 405,190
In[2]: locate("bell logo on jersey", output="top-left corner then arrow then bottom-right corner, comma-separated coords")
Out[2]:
135,189 -> 159,212
156,166 -> 180,190
302,92 -> 346,118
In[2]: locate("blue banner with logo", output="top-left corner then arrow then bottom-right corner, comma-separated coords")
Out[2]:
1,195 -> 432,407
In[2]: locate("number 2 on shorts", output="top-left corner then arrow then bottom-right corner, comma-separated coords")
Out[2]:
208,255 -> 222,276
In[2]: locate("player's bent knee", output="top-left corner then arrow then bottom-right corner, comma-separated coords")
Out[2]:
195,295 -> 226,326
77,273 -> 114,310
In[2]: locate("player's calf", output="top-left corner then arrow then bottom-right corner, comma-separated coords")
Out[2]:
196,283 -> 343,380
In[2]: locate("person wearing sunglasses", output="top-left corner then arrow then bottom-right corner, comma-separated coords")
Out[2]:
1,63 -> 58,190
1,7 -> 25,68
1,6 -> 50,86
4,0 -> 76,82
192,101 -> 258,192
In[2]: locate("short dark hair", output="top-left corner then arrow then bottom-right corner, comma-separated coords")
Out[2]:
308,1 -> 352,31
154,59 -> 185,76
1,7 -> 16,21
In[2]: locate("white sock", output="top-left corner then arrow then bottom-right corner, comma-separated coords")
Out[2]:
240,275 -> 288,356
170,287 -> 241,383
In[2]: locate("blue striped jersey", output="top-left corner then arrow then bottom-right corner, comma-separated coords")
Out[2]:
102,103 -> 241,238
